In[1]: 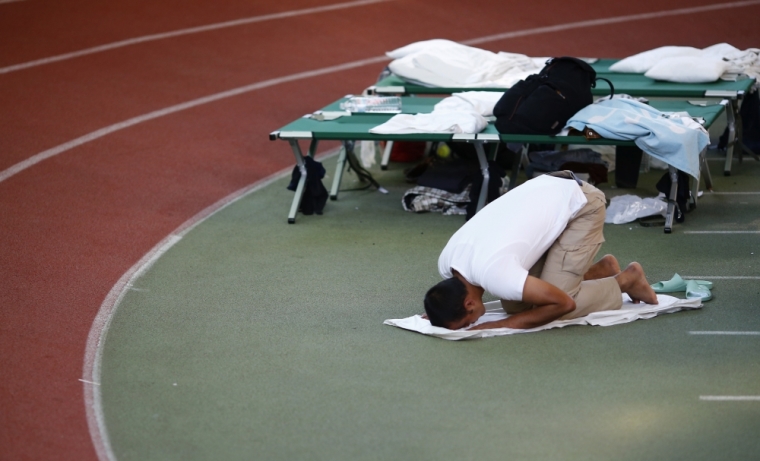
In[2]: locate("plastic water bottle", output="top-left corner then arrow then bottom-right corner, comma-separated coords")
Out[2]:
340,96 -> 402,113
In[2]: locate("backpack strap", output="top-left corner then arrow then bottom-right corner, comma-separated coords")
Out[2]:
594,77 -> 615,99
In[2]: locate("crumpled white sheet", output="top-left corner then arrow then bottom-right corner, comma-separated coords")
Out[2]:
386,39 -> 541,88
610,43 -> 760,84
433,91 -> 504,117
605,194 -> 667,224
384,294 -> 701,340
369,91 -> 500,134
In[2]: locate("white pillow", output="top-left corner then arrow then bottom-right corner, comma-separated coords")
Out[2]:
609,46 -> 702,73
701,43 -> 741,58
385,39 -> 459,59
644,56 -> 729,83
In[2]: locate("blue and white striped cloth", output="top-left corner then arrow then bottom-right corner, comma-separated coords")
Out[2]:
566,98 -> 710,179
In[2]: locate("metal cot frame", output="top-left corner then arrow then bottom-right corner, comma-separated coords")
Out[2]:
270,97 -> 726,233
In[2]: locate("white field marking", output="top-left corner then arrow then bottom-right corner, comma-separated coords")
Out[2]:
0,0 -> 393,74
3,1 -> 760,185
683,231 -> 760,234
689,331 -> 760,335
700,396 -> 760,401
0,0 -> 26,4
705,192 -> 760,195
79,379 -> 101,386
462,0 -> 760,46
679,276 -> 760,280
0,55 -> 387,185
82,146 -> 341,461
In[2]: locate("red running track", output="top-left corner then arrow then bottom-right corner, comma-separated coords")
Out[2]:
1,0 -> 758,459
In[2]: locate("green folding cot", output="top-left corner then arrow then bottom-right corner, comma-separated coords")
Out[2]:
270,97 -> 726,233
367,58 -> 756,175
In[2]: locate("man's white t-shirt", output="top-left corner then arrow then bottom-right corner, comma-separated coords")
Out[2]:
438,175 -> 587,301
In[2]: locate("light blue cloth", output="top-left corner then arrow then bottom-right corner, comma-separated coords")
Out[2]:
566,98 -> 710,179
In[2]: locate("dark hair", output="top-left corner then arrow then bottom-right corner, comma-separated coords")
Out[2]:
424,277 -> 468,328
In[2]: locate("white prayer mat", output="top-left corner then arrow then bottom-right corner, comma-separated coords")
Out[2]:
384,294 -> 702,341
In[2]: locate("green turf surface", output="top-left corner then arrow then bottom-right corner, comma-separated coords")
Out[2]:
99,150 -> 760,461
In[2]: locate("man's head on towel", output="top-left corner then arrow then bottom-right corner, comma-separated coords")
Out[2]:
424,272 -> 486,330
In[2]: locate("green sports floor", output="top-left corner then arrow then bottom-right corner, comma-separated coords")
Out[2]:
99,139 -> 760,460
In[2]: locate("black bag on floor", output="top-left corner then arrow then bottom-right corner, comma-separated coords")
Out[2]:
287,156 -> 328,215
493,57 -> 613,135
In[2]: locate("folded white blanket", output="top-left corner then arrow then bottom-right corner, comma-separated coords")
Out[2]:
369,91 -> 501,135
386,39 -> 540,88
384,294 -> 701,340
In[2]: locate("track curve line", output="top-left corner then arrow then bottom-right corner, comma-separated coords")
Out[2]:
82,147 -> 341,461
0,55 -> 389,185
3,0 -> 760,186
0,0 -> 394,75
462,0 -> 760,46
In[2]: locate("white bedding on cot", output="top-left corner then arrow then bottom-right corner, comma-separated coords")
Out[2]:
369,91 -> 502,135
387,40 -> 759,87
384,294 -> 702,340
386,39 -> 543,88
610,43 -> 760,84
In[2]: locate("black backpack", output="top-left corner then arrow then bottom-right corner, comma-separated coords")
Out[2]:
493,57 -> 613,135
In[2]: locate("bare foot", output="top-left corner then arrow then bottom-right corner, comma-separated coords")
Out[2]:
583,254 -> 621,280
615,262 -> 658,304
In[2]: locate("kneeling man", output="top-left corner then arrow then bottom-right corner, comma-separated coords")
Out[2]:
424,171 -> 657,330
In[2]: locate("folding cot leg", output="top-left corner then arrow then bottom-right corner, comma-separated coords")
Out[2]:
286,139 -> 314,224
701,147 -> 713,192
723,100 -> 738,176
473,141 -> 490,213
664,166 -> 678,234
689,147 -> 711,211
380,141 -> 393,170
330,142 -> 349,201
690,147 -> 712,209
508,144 -> 528,190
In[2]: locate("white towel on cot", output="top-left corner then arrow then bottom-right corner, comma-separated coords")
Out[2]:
384,294 -> 702,340
369,91 -> 501,135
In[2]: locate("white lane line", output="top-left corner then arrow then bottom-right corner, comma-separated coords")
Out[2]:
3,1 -> 760,186
690,331 -> 760,335
0,55 -> 387,185
709,191 -> 760,194
680,276 -> 760,280
463,0 -> 760,45
700,396 -> 760,401
683,231 -> 760,234
81,146 -> 341,461
0,0 -> 26,4
0,0 -> 393,74
2,0 -> 757,76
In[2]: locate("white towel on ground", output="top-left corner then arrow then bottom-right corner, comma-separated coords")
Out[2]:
384,294 -> 701,340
